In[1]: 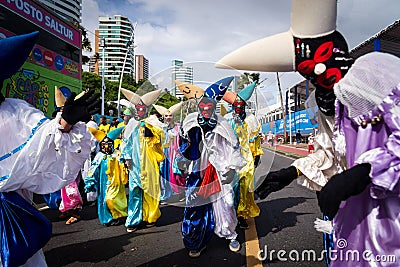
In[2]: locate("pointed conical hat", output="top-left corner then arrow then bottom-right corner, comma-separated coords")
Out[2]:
174,80 -> 204,102
168,101 -> 183,115
88,127 -> 106,142
152,104 -> 168,116
204,76 -> 234,102
220,104 -> 228,116
238,81 -> 257,101
141,89 -> 162,106
55,86 -> 66,108
107,126 -> 124,140
121,88 -> 141,104
215,0 -> 337,72
0,31 -> 39,82
222,91 -> 237,104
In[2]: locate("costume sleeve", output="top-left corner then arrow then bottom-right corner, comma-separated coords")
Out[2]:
120,120 -> 135,161
144,123 -> 164,163
84,154 -> 103,193
292,113 -> 342,191
2,112 -> 92,194
207,133 -> 245,182
355,91 -> 400,197
249,135 -> 263,158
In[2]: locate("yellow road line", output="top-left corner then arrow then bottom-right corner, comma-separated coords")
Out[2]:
245,217 -> 263,267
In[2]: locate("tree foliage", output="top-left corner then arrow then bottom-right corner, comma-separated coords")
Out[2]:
82,71 -> 180,116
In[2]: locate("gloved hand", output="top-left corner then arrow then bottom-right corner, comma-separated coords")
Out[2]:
61,90 -> 100,125
254,155 -> 261,168
318,163 -> 371,220
254,166 -> 298,199
144,126 -> 154,137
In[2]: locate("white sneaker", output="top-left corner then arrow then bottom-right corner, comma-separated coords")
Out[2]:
229,239 -> 241,252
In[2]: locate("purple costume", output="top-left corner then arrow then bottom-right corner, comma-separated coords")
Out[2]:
332,53 -> 400,266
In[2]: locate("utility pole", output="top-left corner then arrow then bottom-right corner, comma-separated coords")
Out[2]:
276,72 -> 286,142
100,38 -> 106,115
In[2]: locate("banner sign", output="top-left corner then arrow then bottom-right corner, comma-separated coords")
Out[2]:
1,0 -> 81,48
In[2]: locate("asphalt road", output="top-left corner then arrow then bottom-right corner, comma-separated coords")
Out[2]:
41,148 -> 326,267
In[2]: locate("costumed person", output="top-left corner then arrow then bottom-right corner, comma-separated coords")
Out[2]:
175,77 -> 245,258
222,81 -> 262,229
215,0 -> 351,265
120,88 -> 165,232
152,102 -> 185,202
0,32 -> 100,267
53,86 -> 84,225
84,126 -> 129,226
98,116 -> 111,134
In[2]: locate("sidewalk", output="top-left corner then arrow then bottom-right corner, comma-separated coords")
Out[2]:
262,142 -> 310,158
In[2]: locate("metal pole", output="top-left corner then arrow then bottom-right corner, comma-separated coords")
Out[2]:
117,22 -> 137,118
101,40 -> 105,115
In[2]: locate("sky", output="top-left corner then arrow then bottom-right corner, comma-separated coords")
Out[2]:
81,0 -> 400,106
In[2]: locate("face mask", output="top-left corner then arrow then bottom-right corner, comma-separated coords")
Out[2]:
134,103 -> 148,120
233,99 -> 246,121
100,137 -> 114,155
294,31 -> 353,115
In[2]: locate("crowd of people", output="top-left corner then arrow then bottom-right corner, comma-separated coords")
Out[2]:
1,0 -> 400,266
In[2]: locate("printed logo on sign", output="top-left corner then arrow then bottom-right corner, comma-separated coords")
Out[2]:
55,55 -> 64,71
44,51 -> 53,67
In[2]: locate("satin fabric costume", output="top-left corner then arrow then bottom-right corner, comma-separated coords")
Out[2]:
85,150 -> 128,225
160,123 -> 185,200
121,118 -> 164,227
0,101 -> 91,267
227,113 -> 262,219
179,112 -> 245,251
329,55 -> 400,267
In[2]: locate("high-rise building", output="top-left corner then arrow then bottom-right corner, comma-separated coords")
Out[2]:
135,55 -> 149,82
95,15 -> 135,82
171,60 -> 193,99
37,0 -> 82,23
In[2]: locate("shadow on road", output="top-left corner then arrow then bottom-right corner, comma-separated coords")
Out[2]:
255,196 -> 314,238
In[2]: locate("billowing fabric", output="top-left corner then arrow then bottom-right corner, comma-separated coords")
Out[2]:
331,86 -> 400,267
0,191 -> 52,267
121,118 -> 164,226
160,124 -> 185,198
59,177 -> 82,213
179,113 -> 245,249
42,190 -> 61,209
227,114 -> 260,219
85,153 -> 128,224
0,98 -> 91,266
106,157 -> 128,219
292,111 -> 346,191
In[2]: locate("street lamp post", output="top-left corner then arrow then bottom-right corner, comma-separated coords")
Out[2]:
117,22 -> 137,118
100,38 -> 106,115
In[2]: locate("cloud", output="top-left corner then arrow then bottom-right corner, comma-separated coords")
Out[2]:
81,0 -> 400,104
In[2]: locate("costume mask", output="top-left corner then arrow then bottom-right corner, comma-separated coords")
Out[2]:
100,137 -> 114,155
134,101 -> 148,120
232,97 -> 246,121
197,97 -> 217,132
294,31 -> 353,115
164,112 -> 173,124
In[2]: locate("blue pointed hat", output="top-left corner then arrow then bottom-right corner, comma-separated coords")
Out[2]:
204,76 -> 234,102
107,126 -> 124,140
0,32 -> 39,82
238,81 -> 257,101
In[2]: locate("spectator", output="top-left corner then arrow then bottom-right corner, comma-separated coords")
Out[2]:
307,133 -> 315,153
98,116 -> 110,134
295,130 -> 302,147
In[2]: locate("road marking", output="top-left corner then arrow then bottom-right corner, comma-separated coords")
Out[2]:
245,217 -> 262,267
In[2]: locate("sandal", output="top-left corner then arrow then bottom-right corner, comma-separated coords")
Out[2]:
66,216 -> 80,225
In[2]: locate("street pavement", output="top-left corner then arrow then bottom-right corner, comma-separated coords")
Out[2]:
40,148 -> 326,267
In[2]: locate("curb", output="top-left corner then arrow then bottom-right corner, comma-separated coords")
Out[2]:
263,147 -> 305,159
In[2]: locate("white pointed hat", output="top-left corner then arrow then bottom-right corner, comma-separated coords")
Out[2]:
121,88 -> 162,106
215,0 -> 337,72
153,101 -> 183,116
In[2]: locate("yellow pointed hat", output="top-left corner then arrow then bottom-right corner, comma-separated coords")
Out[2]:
88,127 -> 107,142
55,86 -> 67,108
174,80 -> 204,102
